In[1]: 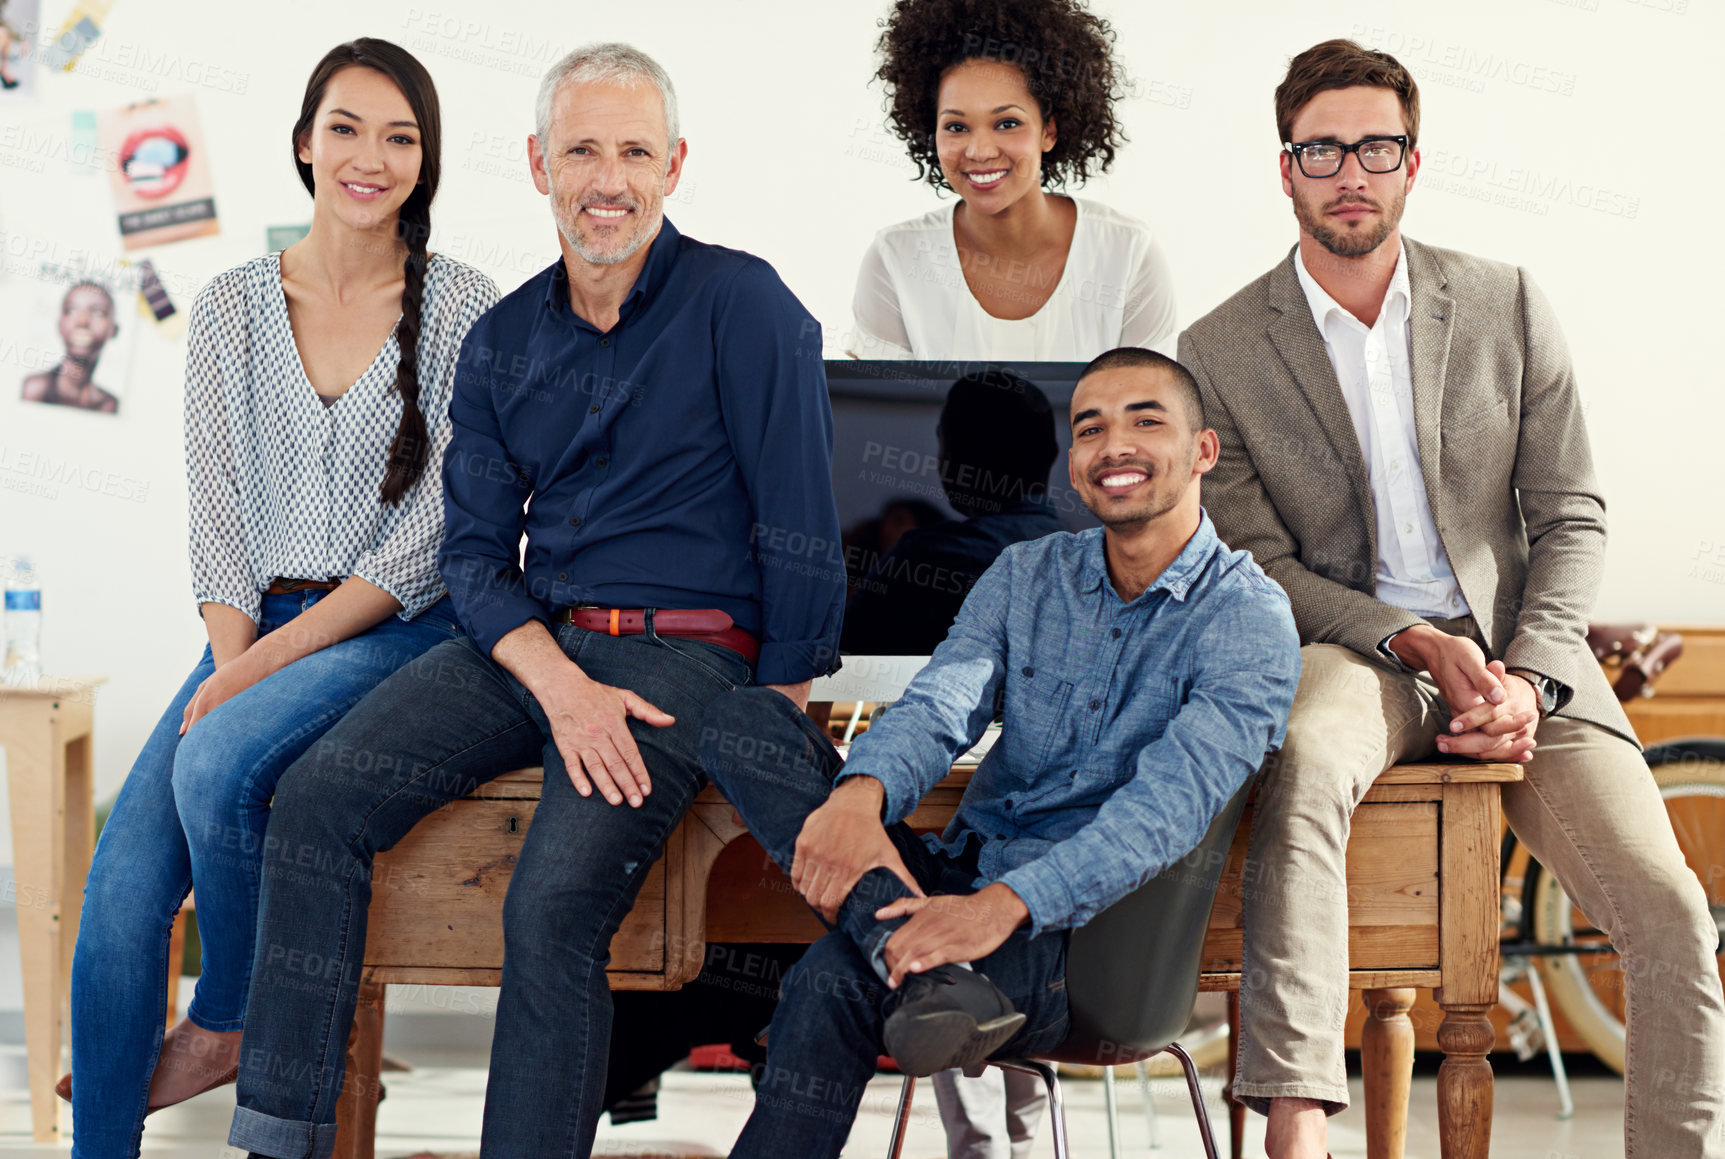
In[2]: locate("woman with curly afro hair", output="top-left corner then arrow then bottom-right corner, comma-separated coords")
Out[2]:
846,0 -> 1175,363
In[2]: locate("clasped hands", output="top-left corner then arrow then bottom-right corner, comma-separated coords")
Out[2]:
791,776 -> 1028,987
1388,623 -> 1541,762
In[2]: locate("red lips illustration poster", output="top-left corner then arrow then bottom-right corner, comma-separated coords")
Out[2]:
97,93 -> 220,250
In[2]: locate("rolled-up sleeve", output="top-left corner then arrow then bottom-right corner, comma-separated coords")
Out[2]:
714,260 -> 846,684
839,555 -> 1013,823
184,280 -> 259,623
999,585 -> 1301,936
438,313 -> 542,655
355,272 -> 501,619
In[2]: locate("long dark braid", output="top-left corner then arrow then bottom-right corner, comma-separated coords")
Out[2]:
292,38 -> 443,506
379,202 -> 431,505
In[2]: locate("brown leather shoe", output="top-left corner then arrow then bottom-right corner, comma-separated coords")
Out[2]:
53,1066 -> 239,1113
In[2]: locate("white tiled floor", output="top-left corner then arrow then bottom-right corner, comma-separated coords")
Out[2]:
0,1022 -> 1630,1158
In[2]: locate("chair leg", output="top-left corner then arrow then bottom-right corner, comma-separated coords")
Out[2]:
998,1060 -> 1067,1159
1164,1042 -> 1222,1159
885,1074 -> 915,1159
1135,1059 -> 1161,1149
1226,992 -> 1244,1159
1103,1063 -> 1122,1159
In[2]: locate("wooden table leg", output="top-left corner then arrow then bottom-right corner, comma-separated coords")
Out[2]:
1436,1002 -> 1494,1159
1361,987 -> 1415,1159
1225,992 -> 1244,1159
332,981 -> 386,1159
165,908 -> 188,1026
1436,781 -> 1501,1159
1,691 -> 93,1142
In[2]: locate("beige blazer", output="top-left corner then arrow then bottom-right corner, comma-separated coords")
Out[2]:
1179,237 -> 1632,743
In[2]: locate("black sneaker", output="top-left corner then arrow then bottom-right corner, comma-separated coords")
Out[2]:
882,965 -> 1027,1077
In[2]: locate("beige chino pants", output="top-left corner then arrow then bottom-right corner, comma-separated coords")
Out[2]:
1234,633 -> 1725,1158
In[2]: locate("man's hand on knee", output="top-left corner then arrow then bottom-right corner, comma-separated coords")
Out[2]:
876,882 -> 1029,988
792,776 -> 923,922
542,668 -> 675,808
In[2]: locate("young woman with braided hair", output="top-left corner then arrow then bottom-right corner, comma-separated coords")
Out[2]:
61,38 -> 497,1158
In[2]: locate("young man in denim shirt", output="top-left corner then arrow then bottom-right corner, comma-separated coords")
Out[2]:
699,347 -> 1302,1158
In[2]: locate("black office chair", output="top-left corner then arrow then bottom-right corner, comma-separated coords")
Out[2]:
885,781 -> 1252,1159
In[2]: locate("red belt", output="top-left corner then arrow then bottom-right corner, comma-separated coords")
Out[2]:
557,606 -> 760,665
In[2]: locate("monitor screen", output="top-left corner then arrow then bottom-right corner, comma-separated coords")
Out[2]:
827,360 -> 1096,657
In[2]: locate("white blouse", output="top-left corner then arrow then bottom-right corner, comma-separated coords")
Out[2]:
845,197 -> 1177,361
184,252 -> 500,624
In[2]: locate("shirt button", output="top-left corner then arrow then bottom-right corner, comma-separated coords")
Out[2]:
1089,699 -> 1101,712
1021,666 -> 1034,677
569,517 -> 581,527
594,457 -> 608,468
1111,628 -> 1122,639
557,572 -> 568,581
1401,522 -> 1414,534
600,337 -> 610,347
589,404 -> 601,414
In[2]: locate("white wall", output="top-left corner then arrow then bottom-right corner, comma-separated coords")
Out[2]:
1,0 -> 1722,861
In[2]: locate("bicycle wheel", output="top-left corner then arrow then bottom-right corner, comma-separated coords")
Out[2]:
1528,741 -> 1725,1074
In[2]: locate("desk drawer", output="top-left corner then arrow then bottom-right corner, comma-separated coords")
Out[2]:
1203,802 -> 1441,972
366,797 -> 666,974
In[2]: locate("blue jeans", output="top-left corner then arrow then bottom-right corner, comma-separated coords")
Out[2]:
228,624 -> 752,1159
696,687 -> 1071,1159
68,591 -> 461,1159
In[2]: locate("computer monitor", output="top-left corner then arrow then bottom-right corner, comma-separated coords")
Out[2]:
826,360 -> 1095,657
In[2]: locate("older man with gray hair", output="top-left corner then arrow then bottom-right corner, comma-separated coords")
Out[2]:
227,40 -> 844,1159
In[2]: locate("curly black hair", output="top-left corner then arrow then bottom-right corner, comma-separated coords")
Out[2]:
874,0 -> 1126,192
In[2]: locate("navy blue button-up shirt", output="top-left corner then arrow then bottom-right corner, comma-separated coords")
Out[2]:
839,513 -> 1301,936
438,219 -> 845,685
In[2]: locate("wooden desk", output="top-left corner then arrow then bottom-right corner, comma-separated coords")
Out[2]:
349,759 -> 1519,1159
0,676 -> 104,1143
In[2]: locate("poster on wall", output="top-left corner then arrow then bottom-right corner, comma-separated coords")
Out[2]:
37,0 -> 109,71
97,94 -> 220,250
0,0 -> 40,100
16,266 -> 136,415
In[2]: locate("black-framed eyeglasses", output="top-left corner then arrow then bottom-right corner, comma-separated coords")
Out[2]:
1283,135 -> 1409,178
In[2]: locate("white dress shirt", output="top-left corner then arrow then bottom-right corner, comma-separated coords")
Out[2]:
1293,246 -> 1469,619
845,197 -> 1177,360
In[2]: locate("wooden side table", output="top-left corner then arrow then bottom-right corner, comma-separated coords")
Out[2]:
0,676 -> 104,1143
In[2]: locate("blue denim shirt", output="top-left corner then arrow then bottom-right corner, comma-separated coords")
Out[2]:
839,512 -> 1301,937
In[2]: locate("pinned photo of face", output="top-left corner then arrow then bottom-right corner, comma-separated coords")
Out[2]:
20,281 -> 124,414
0,0 -> 39,99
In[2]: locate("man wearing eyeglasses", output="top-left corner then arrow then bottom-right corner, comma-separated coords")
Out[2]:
1178,38 -> 1725,1159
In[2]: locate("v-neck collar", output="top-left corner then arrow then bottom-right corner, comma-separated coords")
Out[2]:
269,251 -> 407,409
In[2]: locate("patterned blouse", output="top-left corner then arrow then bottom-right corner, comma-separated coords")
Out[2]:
184,252 -> 500,623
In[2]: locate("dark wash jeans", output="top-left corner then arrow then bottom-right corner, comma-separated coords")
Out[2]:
697,687 -> 1071,1159
228,624 -> 751,1159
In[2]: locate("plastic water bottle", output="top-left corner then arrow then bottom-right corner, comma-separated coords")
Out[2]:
3,557 -> 42,685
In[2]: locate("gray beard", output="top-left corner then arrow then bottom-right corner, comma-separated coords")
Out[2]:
561,212 -> 655,266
